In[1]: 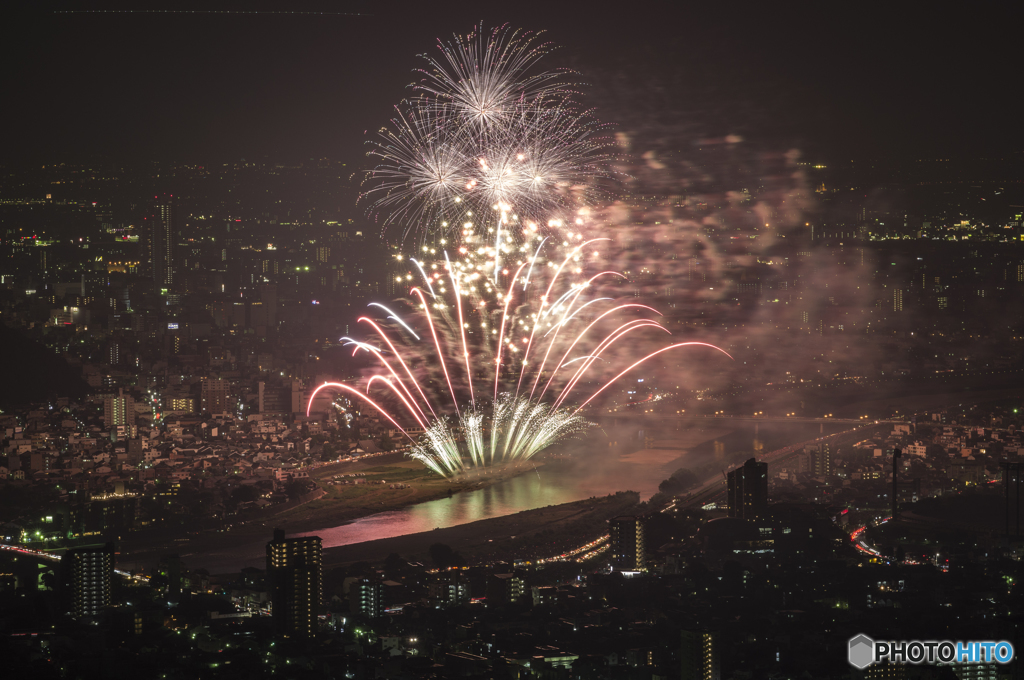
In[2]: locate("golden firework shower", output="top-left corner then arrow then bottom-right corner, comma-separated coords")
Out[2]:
309,234 -> 731,478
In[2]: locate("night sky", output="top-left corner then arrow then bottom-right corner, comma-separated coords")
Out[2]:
4,1 -> 1021,166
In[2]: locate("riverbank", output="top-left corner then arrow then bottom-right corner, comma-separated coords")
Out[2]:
120,422 -> 738,572
274,458 -> 525,531
118,453 -> 549,569
322,490 -> 641,569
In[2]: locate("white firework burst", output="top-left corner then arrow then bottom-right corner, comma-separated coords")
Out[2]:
414,24 -> 574,130
363,24 -> 611,245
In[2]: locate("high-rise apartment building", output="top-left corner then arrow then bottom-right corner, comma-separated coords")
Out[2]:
806,443 -> 832,478
64,542 -> 115,619
107,340 -> 122,367
148,198 -> 175,291
266,529 -> 322,638
351,576 -> 384,619
727,458 -> 768,520
681,630 -> 720,680
200,378 -> 231,416
609,515 -> 646,572
103,388 -> 136,429
486,573 -> 526,605
426,570 -> 471,608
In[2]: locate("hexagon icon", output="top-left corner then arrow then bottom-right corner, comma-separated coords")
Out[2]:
848,634 -> 875,669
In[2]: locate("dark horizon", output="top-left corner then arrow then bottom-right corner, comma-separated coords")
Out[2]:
4,2 -> 1023,166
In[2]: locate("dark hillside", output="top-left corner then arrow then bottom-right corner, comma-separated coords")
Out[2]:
0,324 -> 89,409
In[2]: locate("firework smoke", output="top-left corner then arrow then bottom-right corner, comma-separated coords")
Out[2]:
581,70 -> 882,400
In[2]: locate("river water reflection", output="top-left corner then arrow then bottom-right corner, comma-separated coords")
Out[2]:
299,420 -> 840,550
187,421 -> 844,571
301,464 -> 639,548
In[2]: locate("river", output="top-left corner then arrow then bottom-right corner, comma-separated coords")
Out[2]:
186,420 -> 844,572
297,420 -> 841,546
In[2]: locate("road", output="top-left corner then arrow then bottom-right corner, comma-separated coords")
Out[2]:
0,542 -> 148,583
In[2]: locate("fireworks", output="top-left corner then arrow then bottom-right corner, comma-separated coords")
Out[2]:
364,23 -> 610,244
309,237 -> 731,477
315,25 -> 732,478
408,394 -> 590,477
414,24 -> 572,130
